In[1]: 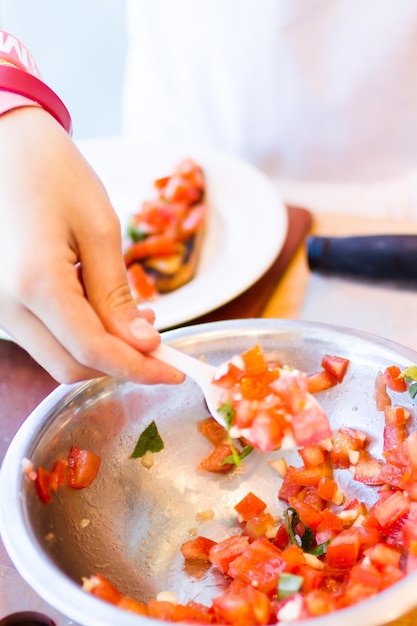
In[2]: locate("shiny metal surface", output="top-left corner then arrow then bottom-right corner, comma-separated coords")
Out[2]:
1,319 -> 417,626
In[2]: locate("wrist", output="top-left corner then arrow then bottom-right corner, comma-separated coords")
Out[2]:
0,63 -> 71,134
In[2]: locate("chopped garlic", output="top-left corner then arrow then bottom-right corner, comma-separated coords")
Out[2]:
141,450 -> 154,468
156,591 -> 177,604
268,458 -> 288,477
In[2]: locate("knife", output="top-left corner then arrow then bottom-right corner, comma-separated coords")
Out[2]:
307,234 -> 417,283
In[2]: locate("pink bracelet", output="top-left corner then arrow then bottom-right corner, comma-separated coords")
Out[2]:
0,30 -> 41,77
0,65 -> 71,134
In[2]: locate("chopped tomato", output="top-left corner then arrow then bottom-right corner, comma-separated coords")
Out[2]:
197,416 -> 227,446
383,365 -> 407,392
321,354 -> 350,383
181,536 -> 217,561
36,466 -> 53,504
82,573 -> 122,604
227,538 -> 286,595
67,446 -> 101,489
126,263 -> 157,301
209,536 -> 250,574
234,491 -> 267,522
199,442 -> 234,473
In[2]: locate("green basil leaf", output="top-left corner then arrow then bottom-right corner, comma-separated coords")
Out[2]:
130,420 -> 164,458
218,401 -> 235,429
220,445 -> 254,467
310,541 -> 330,556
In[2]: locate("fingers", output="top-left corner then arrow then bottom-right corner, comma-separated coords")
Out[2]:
1,289 -> 184,385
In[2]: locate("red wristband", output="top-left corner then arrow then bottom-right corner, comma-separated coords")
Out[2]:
0,65 -> 72,134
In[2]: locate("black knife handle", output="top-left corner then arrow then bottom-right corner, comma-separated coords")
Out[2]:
307,235 -> 417,282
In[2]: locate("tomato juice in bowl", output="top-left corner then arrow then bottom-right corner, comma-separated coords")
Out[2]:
1,319 -> 417,626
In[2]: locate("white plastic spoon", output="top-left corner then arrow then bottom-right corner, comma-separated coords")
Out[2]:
151,342 -> 226,425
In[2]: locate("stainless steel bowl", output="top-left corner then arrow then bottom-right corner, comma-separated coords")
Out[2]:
1,319 -> 417,626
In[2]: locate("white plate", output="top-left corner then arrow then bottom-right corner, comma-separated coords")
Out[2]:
77,137 -> 288,330
0,138 -> 288,339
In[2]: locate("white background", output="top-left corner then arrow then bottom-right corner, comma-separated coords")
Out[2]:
0,0 -> 127,139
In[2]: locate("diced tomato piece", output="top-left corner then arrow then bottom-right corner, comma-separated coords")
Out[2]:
244,513 -> 275,541
197,416 -> 227,446
321,354 -> 350,383
213,361 -> 244,388
383,365 -> 407,392
117,596 -> 148,615
330,427 -> 367,469
234,491 -> 267,522
286,465 -> 327,488
241,344 -> 269,376
384,405 -> 410,426
36,466 -> 53,504
317,476 -> 339,502
273,523 -> 290,550
288,496 -> 323,530
405,431 -> 417,469
307,370 -> 337,394
209,535 -> 250,574
299,565 -> 325,593
375,371 -> 392,411
49,459 -> 68,492
344,560 -> 382,603
278,472 -> 302,502
147,600 -> 176,621
127,263 -> 157,301
227,538 -> 286,595
353,453 -> 385,485
67,446 -> 101,489
326,528 -> 362,568
280,544 -> 306,571
372,490 -> 410,528
298,445 -> 326,468
364,543 -> 401,568
82,573 -> 122,604
291,396 -> 332,448
124,234 -> 179,265
240,371 -> 279,401
178,203 -> 207,240
304,589 -> 340,616
173,601 -> 213,624
180,535 -> 217,561
245,409 -> 287,452
212,583 -> 271,626
199,442 -> 234,473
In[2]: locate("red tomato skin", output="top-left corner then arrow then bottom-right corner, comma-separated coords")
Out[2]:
127,263 -> 157,301
197,416 -> 227,446
36,466 -> 53,504
326,528 -> 362,568
290,397 -> 332,448
82,573 -> 122,604
383,365 -> 407,392
321,354 -> 350,383
180,536 -> 217,561
209,536 -> 250,574
67,446 -> 101,489
234,491 -> 267,522
307,370 -> 337,394
227,538 -> 286,595
371,490 -> 410,528
199,442 -> 234,473
288,496 -> 323,530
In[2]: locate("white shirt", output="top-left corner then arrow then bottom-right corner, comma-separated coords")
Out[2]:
122,0 -> 417,218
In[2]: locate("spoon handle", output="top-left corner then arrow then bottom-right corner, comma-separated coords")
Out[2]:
151,342 -> 215,383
